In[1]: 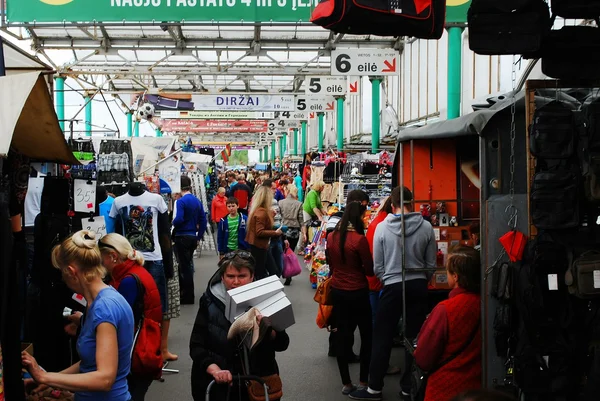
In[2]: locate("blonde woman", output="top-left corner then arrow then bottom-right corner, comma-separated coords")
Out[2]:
22,231 -> 134,401
99,233 -> 162,401
245,186 -> 282,279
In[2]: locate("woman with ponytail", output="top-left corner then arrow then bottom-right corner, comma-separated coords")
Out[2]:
22,230 -> 135,401
326,194 -> 375,395
98,233 -> 163,401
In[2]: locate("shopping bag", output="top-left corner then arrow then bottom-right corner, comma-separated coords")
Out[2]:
282,247 -> 302,278
316,304 -> 333,329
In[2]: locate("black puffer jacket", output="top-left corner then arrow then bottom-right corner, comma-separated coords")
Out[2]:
190,271 -> 244,401
190,271 -> 291,401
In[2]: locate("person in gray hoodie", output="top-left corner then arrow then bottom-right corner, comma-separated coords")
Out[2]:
350,186 -> 436,401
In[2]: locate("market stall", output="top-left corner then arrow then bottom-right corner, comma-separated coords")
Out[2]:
0,72 -> 78,401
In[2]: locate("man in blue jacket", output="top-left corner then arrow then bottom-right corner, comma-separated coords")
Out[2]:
173,175 -> 207,305
217,197 -> 249,257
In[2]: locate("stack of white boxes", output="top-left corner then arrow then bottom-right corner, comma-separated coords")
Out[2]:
225,275 -> 295,331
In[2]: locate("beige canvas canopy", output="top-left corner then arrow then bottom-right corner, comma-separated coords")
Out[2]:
0,71 -> 78,164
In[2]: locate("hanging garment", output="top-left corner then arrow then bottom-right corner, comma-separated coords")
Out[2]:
310,166 -> 325,186
97,153 -> 130,172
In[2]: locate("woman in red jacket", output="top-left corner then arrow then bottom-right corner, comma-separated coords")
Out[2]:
327,196 -> 374,395
211,187 -> 229,224
414,245 -> 482,401
99,233 -> 163,401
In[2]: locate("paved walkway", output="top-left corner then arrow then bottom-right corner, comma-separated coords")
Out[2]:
147,251 -> 403,401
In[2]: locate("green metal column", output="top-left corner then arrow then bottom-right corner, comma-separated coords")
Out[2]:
134,120 -> 140,137
156,128 -> 162,137
55,76 -> 65,131
270,140 -> 276,161
370,78 -> 381,154
447,26 -> 464,119
301,121 -> 307,156
317,112 -> 324,152
293,128 -> 298,156
84,93 -> 92,137
336,96 -> 345,152
126,112 -> 133,137
263,146 -> 268,162
259,147 -> 262,162
283,133 -> 287,156
279,137 -> 284,159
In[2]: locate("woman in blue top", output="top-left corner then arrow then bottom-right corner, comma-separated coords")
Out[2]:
22,230 -> 135,401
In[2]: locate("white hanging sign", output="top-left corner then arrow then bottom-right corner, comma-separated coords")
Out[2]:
74,179 -> 97,213
81,216 -> 107,240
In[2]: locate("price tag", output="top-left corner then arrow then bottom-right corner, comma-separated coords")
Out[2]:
81,216 -> 107,240
74,179 -> 97,213
548,274 -> 559,291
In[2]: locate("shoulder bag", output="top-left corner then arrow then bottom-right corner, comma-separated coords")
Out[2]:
313,277 -> 334,305
411,319 -> 481,401
129,274 -> 163,380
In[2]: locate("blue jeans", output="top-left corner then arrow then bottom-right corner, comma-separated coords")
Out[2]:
144,260 -> 167,316
269,238 -> 283,277
369,290 -> 381,326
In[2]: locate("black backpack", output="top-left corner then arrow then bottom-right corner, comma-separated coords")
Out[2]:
513,234 -> 577,396
583,100 -> 600,201
551,0 -> 600,19
310,0 -> 445,39
530,166 -> 579,230
529,101 -> 576,160
467,0 -> 551,55
540,27 -> 600,81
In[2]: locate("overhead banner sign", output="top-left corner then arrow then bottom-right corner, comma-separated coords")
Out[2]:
331,48 -> 400,76
158,119 -> 268,133
295,95 -> 335,112
191,94 -> 295,112
305,76 -> 347,96
273,111 -> 309,120
158,110 -> 275,119
7,0 -> 315,23
268,120 -> 300,131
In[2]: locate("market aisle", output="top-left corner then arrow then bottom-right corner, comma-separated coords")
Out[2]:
147,251 -> 402,401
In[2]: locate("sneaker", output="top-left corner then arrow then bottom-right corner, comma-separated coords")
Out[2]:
342,385 -> 357,395
348,388 -> 382,400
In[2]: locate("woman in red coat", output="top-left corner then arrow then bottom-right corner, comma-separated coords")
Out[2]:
414,245 -> 482,401
99,233 -> 163,401
211,187 -> 229,223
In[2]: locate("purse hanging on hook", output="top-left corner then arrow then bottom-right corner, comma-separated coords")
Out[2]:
498,206 -> 528,262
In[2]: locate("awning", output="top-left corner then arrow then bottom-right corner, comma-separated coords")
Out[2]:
396,91 -> 526,142
3,41 -> 52,73
0,72 -> 78,164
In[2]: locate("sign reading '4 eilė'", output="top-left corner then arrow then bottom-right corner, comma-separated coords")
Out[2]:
331,49 -> 400,76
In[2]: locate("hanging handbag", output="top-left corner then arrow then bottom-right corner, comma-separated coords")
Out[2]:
241,344 -> 283,401
129,274 -> 163,380
313,277 -> 334,305
411,320 -> 481,401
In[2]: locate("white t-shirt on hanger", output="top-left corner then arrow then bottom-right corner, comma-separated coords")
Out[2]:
110,191 -> 168,261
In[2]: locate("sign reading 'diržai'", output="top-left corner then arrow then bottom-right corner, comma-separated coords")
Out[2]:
74,179 -> 97,213
191,94 -> 295,112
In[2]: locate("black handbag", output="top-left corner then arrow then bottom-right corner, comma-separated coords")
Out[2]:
310,0 -> 445,39
411,320 -> 481,401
